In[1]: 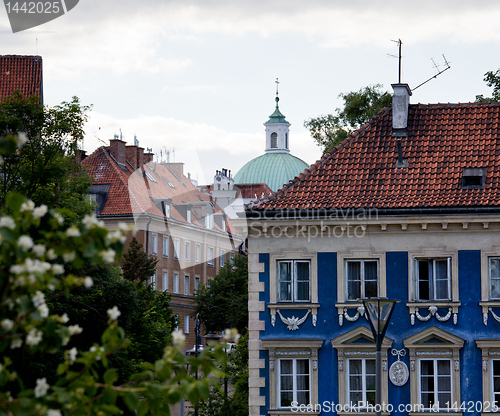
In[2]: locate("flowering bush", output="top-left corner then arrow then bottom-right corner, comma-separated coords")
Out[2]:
0,190 -> 227,415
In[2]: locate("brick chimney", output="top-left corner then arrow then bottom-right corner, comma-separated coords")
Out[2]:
126,145 -> 138,169
108,139 -> 126,165
137,147 -> 144,169
143,151 -> 154,164
391,83 -> 412,131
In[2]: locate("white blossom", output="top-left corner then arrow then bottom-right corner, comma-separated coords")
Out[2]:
10,339 -> 22,349
68,325 -> 83,335
26,328 -> 43,346
106,230 -> 126,244
100,249 -> 116,264
15,275 -> 26,287
52,264 -> 64,275
18,235 -> 34,251
82,214 -> 102,228
107,306 -> 121,321
59,313 -> 69,323
53,212 -> 64,225
0,216 -> 15,229
65,226 -> 81,237
32,291 -> 45,307
62,251 -> 76,262
24,258 -> 51,274
34,377 -> 49,398
47,409 -> 62,416
20,200 -> 35,212
68,347 -> 77,363
90,346 -> 97,352
172,330 -> 186,347
83,276 -> 93,288
47,284 -> 56,291
10,264 -> 24,274
38,304 -> 49,319
46,248 -> 57,260
33,205 -> 48,219
32,244 -> 46,257
1,319 -> 14,331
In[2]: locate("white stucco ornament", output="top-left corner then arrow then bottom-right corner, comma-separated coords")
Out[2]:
389,349 -> 409,387
276,308 -> 311,331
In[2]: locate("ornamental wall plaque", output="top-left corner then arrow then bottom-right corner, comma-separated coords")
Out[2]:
389,349 -> 409,387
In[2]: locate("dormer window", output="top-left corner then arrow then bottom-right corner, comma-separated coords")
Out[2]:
271,132 -> 278,148
462,167 -> 485,189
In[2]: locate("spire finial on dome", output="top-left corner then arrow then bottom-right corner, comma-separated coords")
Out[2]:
275,77 -> 279,106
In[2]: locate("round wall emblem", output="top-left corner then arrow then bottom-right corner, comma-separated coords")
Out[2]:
389,360 -> 409,386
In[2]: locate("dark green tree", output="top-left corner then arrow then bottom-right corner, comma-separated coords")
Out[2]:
121,237 -> 159,285
193,254 -> 248,335
0,91 -> 93,219
304,84 -> 392,153
476,69 -> 500,102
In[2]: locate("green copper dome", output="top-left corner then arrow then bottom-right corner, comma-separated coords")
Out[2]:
233,152 -> 309,192
266,97 -> 290,124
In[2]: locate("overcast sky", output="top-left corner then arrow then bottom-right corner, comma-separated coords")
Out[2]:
2,1 -> 500,185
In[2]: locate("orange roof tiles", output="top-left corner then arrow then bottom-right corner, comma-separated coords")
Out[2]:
0,55 -> 43,102
252,102 -> 500,213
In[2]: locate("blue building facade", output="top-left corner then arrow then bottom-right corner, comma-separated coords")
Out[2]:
239,86 -> 500,416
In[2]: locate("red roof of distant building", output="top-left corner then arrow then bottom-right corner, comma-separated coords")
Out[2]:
0,55 -> 43,102
235,183 -> 273,200
251,102 -> 500,212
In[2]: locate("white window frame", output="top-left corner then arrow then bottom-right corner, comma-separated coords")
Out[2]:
163,236 -> 169,257
185,241 -> 190,261
261,339 -> 322,411
174,240 -> 180,259
195,245 -> 200,263
184,275 -> 189,295
489,257 -> 500,300
207,247 -> 214,266
346,358 -> 376,409
345,259 -> 379,301
184,315 -> 189,334
187,210 -> 192,223
417,358 -> 453,411
150,272 -> 155,287
475,340 -> 500,409
152,234 -> 157,255
413,257 -> 451,301
277,358 -> 311,409
220,250 -> 225,266
277,259 -> 311,303
195,277 -> 200,293
174,273 -> 179,294
162,271 -> 168,292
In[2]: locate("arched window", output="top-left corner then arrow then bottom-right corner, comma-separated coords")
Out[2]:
271,132 -> 278,148
285,133 -> 288,149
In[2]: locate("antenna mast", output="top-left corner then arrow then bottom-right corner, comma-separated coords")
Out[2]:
413,54 -> 451,91
388,39 -> 403,83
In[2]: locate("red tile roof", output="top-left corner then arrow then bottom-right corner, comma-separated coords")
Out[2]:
235,183 -> 273,200
82,146 -> 237,234
0,55 -> 43,102
251,102 -> 500,213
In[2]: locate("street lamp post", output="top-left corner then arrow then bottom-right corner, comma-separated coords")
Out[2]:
362,297 -> 399,416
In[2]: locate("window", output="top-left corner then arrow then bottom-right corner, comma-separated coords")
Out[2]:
278,358 -> 310,408
163,237 -> 169,257
346,260 -> 378,300
419,359 -> 452,410
184,276 -> 189,295
195,245 -> 200,263
261,339 -> 322,411
174,273 -> 179,294
271,132 -> 278,148
195,277 -> 200,293
493,360 -> 500,405
184,316 -> 189,334
347,359 -> 376,408
489,257 -> 500,300
207,247 -> 214,266
332,326 -> 391,410
174,240 -> 180,259
185,242 -> 190,261
187,210 -> 192,223
152,235 -> 157,255
162,272 -> 168,292
413,258 -> 451,301
404,326 -> 464,411
220,250 -> 225,266
89,194 -> 98,212
150,272 -> 155,287
475,341 -> 500,407
462,167 -> 485,189
278,260 -> 310,302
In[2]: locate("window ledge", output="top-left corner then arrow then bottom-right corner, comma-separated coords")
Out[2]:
267,303 -> 320,329
479,301 -> 500,325
335,302 -> 368,326
406,301 -> 461,325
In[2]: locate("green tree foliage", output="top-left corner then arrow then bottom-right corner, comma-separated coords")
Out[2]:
193,254 -> 248,335
0,91 -> 92,220
476,69 -> 500,102
304,84 -> 392,153
121,237 -> 158,285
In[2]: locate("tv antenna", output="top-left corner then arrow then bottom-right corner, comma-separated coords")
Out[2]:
387,39 -> 403,83
413,54 -> 450,91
